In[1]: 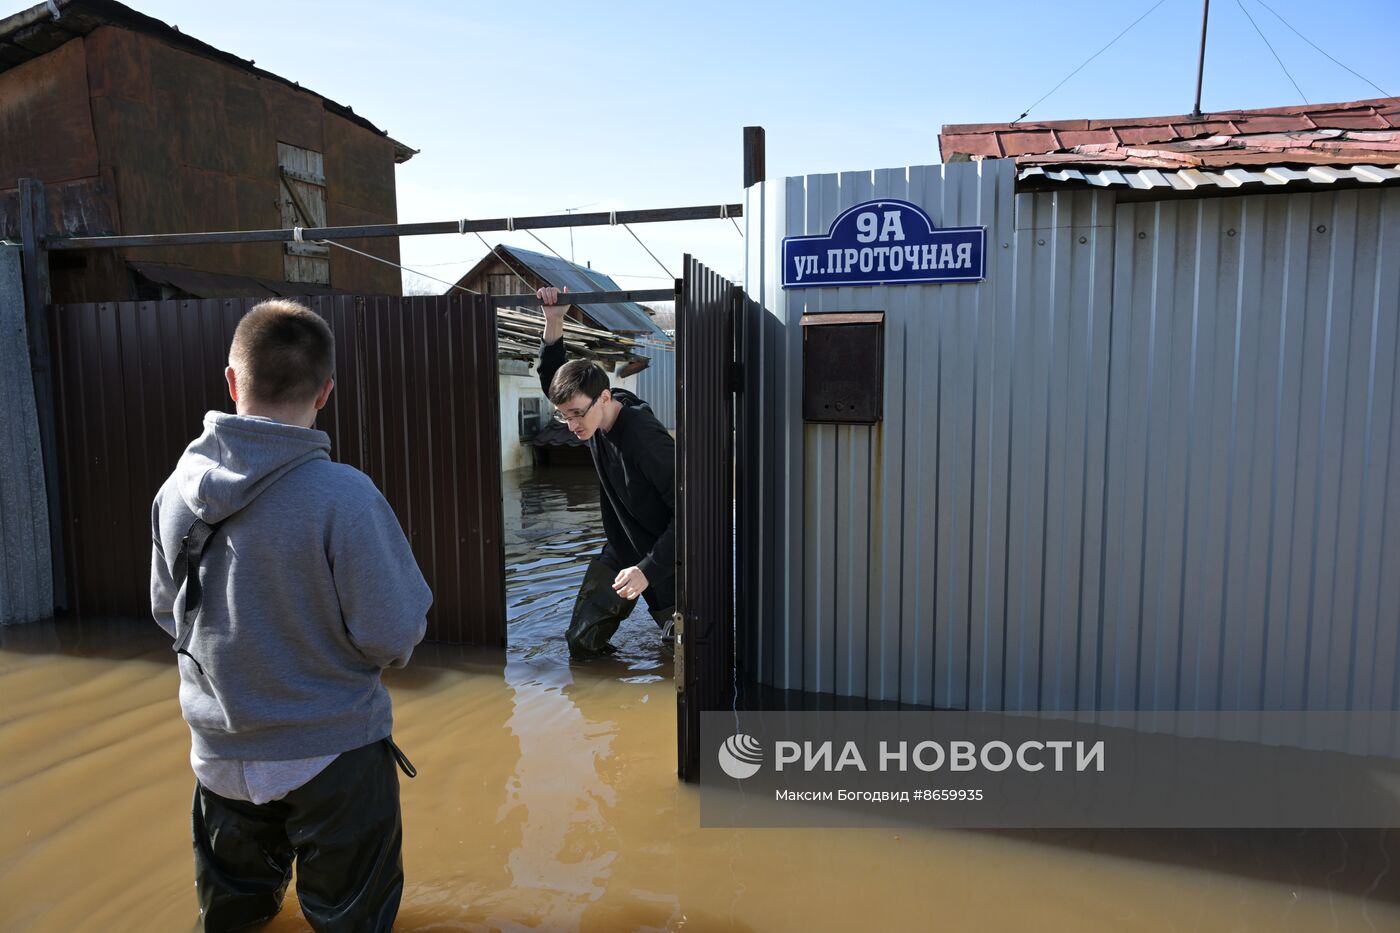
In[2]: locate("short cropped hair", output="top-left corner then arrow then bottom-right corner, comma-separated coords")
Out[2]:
228,300 -> 335,405
548,359 -> 610,407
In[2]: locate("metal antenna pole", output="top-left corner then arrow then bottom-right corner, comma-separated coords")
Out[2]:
1189,0 -> 1211,120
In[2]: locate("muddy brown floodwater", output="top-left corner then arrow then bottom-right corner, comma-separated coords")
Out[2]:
2,465 -> 1396,931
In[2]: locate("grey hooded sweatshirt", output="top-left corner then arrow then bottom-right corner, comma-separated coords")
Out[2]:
151,412 -> 431,761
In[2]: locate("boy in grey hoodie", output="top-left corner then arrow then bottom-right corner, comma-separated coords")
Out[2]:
150,300 -> 431,933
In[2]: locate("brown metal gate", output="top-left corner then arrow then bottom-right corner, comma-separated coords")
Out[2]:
676,255 -> 739,781
46,293 -> 506,645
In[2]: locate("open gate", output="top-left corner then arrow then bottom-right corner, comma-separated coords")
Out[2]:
675,255 -> 741,781
487,275 -> 741,782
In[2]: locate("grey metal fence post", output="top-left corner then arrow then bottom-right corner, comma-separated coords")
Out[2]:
17,178 -> 65,612
0,243 -> 54,623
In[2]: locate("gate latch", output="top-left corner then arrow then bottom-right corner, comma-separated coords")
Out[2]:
672,612 -> 684,687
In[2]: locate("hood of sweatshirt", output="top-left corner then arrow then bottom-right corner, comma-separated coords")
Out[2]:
609,386 -> 653,416
175,411 -> 332,523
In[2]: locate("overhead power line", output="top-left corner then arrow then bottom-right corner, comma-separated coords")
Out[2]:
1011,0 -> 1169,124
1251,0 -> 1394,100
1236,0 -> 1308,104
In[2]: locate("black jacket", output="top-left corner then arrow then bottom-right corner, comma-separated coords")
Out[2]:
538,338 -> 676,595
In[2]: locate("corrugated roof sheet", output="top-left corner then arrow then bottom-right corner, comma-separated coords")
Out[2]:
1017,163 -> 1400,192
497,245 -> 669,338
940,97 -> 1400,172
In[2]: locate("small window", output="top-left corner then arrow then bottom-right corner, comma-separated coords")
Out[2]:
278,142 -> 329,285
519,397 -> 543,442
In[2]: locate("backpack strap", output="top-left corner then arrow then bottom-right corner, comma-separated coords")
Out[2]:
171,516 -> 224,675
383,735 -> 418,779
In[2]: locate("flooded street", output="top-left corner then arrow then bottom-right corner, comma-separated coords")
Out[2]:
1,465 -> 1396,931
502,467 -> 674,677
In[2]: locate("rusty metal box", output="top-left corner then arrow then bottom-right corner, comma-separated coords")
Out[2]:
800,312 -> 884,423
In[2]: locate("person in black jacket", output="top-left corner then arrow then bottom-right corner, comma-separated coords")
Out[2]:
535,286 -> 676,658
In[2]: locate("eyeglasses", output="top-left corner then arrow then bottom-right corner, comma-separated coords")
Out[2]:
552,394 -> 600,425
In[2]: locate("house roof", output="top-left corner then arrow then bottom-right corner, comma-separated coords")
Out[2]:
0,0 -> 417,162
458,244 -> 670,339
939,97 -> 1400,171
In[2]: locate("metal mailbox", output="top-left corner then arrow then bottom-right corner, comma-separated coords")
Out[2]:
800,311 -> 884,423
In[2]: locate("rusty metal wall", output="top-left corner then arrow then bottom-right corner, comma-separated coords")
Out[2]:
0,39 -> 98,188
743,163 -> 1400,713
47,294 -> 505,645
86,27 -> 402,294
0,29 -> 403,300
676,256 -> 736,780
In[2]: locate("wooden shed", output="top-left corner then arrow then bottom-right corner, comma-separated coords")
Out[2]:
0,0 -> 416,302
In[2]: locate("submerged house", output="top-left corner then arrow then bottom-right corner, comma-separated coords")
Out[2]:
455,244 -> 678,470
738,97 -> 1400,714
0,0 -> 415,300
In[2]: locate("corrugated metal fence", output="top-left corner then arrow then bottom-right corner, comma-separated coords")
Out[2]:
676,256 -> 737,779
47,294 -> 506,644
633,336 -> 677,430
1101,189 -> 1400,714
742,160 -> 1400,712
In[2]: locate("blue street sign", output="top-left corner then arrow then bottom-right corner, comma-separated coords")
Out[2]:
781,199 -> 986,289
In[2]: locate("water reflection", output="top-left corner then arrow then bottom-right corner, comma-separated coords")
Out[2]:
496,466 -> 673,926
502,465 -> 667,680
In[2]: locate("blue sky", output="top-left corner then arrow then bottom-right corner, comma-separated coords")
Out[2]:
106,1 -> 1400,291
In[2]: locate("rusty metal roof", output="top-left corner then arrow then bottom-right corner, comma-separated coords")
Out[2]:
0,0 -> 417,162
940,97 -> 1400,172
